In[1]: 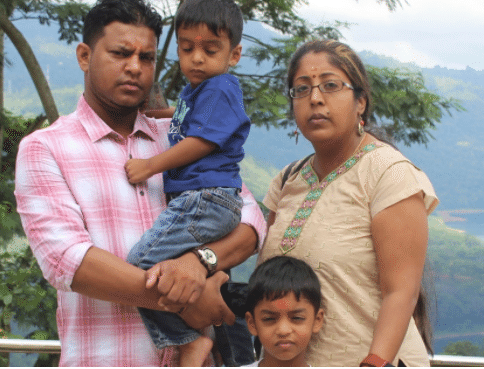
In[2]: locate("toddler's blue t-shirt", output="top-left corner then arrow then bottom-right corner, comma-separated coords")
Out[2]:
164,74 -> 250,194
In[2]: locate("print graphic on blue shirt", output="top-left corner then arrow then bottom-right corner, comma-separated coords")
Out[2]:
169,100 -> 190,143
164,74 -> 251,194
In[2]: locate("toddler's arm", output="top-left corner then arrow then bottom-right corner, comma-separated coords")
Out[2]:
143,106 -> 176,119
125,136 -> 217,183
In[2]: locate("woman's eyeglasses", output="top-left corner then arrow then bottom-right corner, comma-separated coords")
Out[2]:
289,79 -> 354,98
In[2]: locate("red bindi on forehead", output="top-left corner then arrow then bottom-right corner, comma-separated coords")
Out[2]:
132,41 -> 143,49
274,298 -> 292,310
194,35 -> 203,41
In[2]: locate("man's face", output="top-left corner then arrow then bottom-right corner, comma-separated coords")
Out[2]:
79,21 -> 157,114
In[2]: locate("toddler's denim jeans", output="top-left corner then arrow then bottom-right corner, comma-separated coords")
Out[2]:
127,187 -> 242,349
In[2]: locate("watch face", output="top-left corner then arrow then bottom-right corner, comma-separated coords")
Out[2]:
201,249 -> 217,266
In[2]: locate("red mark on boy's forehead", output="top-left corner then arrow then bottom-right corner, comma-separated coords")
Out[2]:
274,298 -> 291,310
195,35 -> 203,41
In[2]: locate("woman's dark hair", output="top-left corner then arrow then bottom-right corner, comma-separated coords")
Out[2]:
83,0 -> 163,48
175,0 -> 243,48
246,256 -> 322,315
287,39 -> 372,125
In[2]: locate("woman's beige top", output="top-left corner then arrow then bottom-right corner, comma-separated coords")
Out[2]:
260,142 -> 439,367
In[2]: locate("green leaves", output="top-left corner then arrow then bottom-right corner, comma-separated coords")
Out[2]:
0,243 -> 58,366
9,0 -> 89,44
368,66 -> 463,146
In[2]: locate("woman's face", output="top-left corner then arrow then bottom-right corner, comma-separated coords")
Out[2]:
291,52 -> 366,145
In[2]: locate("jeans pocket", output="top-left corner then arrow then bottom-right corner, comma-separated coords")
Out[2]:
188,188 -> 242,244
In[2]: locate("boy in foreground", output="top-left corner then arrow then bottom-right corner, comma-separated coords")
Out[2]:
124,0 -> 250,365
245,256 -> 324,367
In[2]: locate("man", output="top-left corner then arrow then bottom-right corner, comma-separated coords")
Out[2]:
14,0 -> 265,366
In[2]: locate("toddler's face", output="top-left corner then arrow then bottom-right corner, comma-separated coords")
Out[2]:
246,292 -> 324,366
177,24 -> 241,89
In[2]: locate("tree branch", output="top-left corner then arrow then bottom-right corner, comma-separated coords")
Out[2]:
0,10 -> 58,123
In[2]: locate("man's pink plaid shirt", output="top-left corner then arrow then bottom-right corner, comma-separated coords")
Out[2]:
15,96 -> 266,366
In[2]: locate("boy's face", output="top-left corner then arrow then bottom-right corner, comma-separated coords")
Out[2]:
246,292 -> 324,366
177,24 -> 242,89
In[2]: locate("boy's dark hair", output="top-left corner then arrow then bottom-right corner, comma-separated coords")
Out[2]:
175,0 -> 243,48
246,256 -> 322,315
83,0 -> 163,48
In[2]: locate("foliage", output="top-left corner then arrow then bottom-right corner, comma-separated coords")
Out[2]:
151,1 -> 459,147
0,241 -> 58,366
426,218 -> 484,336
2,0 -> 89,44
443,340 -> 484,357
368,66 -> 463,146
0,110 -> 46,242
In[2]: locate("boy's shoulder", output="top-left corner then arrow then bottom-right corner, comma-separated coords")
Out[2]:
201,73 -> 241,91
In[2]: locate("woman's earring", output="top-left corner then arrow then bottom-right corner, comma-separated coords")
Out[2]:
294,128 -> 299,145
358,120 -> 365,136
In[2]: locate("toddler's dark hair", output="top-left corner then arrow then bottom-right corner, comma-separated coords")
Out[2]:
175,0 -> 243,48
246,256 -> 322,315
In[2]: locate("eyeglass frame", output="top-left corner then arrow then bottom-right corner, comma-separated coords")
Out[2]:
289,79 -> 355,99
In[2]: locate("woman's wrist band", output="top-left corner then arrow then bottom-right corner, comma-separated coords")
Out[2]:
360,354 -> 394,367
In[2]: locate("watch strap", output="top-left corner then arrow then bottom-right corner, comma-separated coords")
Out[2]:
360,354 -> 394,367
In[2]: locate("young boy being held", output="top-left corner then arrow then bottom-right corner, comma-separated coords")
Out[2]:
245,256 -> 324,367
124,0 -> 250,366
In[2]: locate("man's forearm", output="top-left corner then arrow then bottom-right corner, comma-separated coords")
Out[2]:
207,223 -> 257,271
71,246 -> 162,310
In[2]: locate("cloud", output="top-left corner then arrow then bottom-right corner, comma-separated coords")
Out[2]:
298,0 -> 484,70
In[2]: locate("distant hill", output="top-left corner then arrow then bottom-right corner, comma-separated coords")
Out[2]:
7,21 -> 483,213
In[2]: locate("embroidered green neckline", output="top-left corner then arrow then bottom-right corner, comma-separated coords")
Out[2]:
280,142 -> 384,254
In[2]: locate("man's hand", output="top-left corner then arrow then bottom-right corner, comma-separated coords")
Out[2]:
178,271 -> 236,330
146,252 -> 207,306
125,158 -> 153,183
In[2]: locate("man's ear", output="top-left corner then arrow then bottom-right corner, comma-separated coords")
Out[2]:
312,308 -> 324,334
76,42 -> 91,73
228,44 -> 242,67
245,311 -> 258,337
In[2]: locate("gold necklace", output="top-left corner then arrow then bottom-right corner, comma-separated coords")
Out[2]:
312,133 -> 367,180
351,132 -> 367,158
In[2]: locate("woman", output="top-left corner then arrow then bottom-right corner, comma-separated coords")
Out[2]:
259,40 -> 439,366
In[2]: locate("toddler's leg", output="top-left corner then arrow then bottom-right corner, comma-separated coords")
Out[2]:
178,336 -> 213,367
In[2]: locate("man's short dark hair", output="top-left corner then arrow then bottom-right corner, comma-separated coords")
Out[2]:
83,0 -> 163,47
175,0 -> 243,48
246,256 -> 322,315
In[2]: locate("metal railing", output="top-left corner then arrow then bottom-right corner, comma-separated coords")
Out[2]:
0,339 -> 60,354
1,339 -> 484,366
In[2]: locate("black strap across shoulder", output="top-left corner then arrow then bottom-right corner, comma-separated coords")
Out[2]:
280,153 -> 315,190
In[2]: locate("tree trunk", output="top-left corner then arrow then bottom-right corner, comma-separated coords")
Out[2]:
0,11 -> 59,124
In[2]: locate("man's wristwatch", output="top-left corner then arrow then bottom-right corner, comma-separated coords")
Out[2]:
360,354 -> 394,367
191,247 -> 217,276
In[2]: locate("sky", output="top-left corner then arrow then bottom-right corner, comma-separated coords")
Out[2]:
298,0 -> 484,71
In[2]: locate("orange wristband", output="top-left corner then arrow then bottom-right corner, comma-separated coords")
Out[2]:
360,354 -> 394,367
